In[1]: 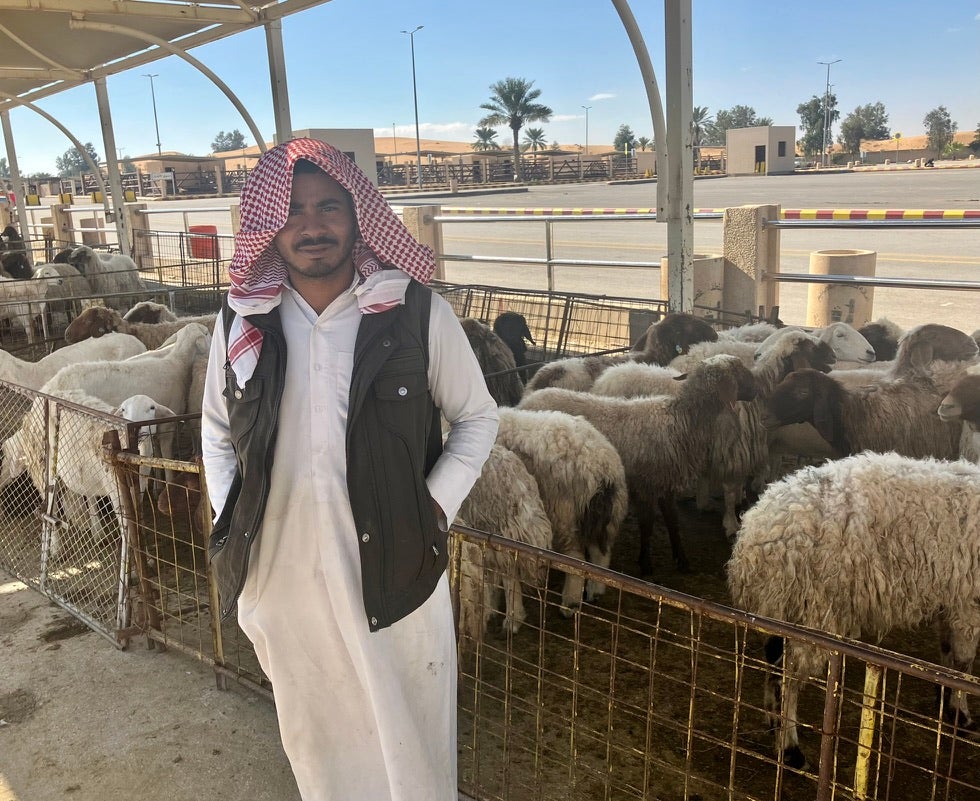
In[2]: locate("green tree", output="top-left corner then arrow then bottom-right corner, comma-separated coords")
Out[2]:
471,127 -> 501,151
923,106 -> 957,156
55,142 -> 100,177
211,129 -> 247,152
796,94 -> 838,158
838,102 -> 890,156
478,77 -> 552,180
692,105 -> 713,164
613,124 -> 636,153
521,127 -> 548,152
969,122 -> 980,155
635,136 -> 652,151
0,157 -> 8,178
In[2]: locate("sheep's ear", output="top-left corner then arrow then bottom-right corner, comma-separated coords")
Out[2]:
155,404 -> 176,420
908,342 -> 934,374
672,372 -> 688,381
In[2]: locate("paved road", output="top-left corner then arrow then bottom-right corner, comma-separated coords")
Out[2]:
79,170 -> 980,331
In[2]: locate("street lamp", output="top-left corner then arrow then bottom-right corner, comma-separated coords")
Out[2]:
581,105 -> 592,156
400,25 -> 424,191
143,73 -> 162,157
818,59 -> 841,168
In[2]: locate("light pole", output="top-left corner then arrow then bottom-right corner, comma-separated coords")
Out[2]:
143,73 -> 162,157
400,26 -> 424,191
581,105 -> 592,156
818,59 -> 841,167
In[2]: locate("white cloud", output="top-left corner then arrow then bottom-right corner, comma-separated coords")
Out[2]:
550,114 -> 581,123
589,93 -> 616,101
375,121 -> 473,138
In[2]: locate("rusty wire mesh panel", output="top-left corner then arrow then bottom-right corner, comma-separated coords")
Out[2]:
433,282 -> 668,362
116,444 -> 270,694
449,527 -> 980,801
0,382 -> 44,580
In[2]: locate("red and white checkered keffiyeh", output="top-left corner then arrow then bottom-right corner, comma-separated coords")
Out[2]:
226,137 -> 436,384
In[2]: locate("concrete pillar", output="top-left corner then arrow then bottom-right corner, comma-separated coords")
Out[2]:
124,203 -> 151,269
661,254 -> 724,316
230,203 -> 241,235
805,249 -> 876,327
402,205 -> 444,280
49,203 -> 73,247
722,204 -> 780,319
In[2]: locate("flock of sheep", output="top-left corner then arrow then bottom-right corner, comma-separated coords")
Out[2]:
1,243 -> 979,770
460,308 -> 980,769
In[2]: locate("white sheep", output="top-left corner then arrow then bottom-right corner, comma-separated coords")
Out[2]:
67,245 -> 146,310
519,354 -> 759,575
591,362 -> 683,399
33,263 -> 90,323
727,452 -> 980,769
0,332 -> 146,390
0,275 -> 56,345
456,444 -> 553,639
9,390 -> 175,558
494,407 -> 629,614
716,321 -> 780,342
64,305 -> 217,349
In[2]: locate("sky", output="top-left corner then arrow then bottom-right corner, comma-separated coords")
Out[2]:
3,0 -> 979,175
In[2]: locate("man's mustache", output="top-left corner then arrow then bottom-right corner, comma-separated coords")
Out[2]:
297,236 -> 337,248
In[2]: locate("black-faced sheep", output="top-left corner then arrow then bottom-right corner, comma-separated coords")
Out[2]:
458,317 -> 524,406
727,452 -> 980,769
64,306 -> 216,349
0,225 -> 32,280
857,317 -> 904,362
765,367 -> 964,461
520,354 -> 758,575
493,311 -> 535,380
495,407 -> 628,614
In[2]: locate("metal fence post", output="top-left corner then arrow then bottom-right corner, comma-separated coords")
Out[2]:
402,205 -> 444,280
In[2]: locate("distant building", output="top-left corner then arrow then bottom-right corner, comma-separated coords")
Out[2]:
725,126 -> 796,175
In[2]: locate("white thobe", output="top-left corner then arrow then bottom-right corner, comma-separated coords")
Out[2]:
201,278 -> 498,801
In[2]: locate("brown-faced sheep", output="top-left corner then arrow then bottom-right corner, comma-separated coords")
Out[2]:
64,305 -> 216,349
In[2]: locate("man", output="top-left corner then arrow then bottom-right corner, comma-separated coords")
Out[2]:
201,137 -> 498,801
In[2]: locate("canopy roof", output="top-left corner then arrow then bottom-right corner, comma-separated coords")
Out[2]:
0,0 -> 327,112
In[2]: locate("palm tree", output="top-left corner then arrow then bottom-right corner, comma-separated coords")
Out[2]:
479,77 -> 553,181
692,106 -> 713,168
636,137 -> 652,152
471,127 -> 501,152
521,127 -> 547,153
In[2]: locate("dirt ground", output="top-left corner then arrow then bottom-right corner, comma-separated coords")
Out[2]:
0,568 -> 302,801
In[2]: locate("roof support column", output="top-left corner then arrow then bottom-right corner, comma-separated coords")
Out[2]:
265,19 -> 293,145
93,77 -> 130,257
664,0 -> 694,313
1,111 -> 31,257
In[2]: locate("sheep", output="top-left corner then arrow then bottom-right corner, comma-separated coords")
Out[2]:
856,317 -> 904,362
0,274 -> 56,345
765,367 -> 964,461
938,368 -> 980,463
8,391 -> 175,557
123,300 -> 177,324
456,444 -> 553,638
67,245 -> 146,310
524,312 -> 717,395
519,354 -> 759,575
494,407 -> 629,614
727,452 -> 980,769
0,331 -> 146,390
0,225 -> 32,280
64,305 -> 217,349
51,247 -> 74,264
591,362 -> 683,399
670,329 -> 838,539
32,262 -> 91,322
493,311 -> 535,380
811,321 -> 877,368
717,321 -> 780,342
459,317 -> 524,406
